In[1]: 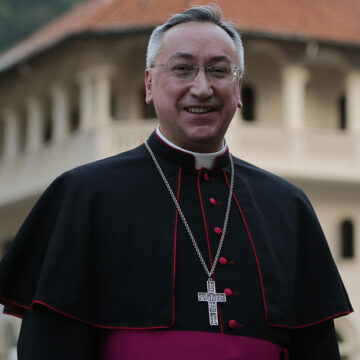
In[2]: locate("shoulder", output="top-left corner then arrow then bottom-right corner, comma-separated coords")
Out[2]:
48,144 -> 149,195
68,144 -> 147,177
232,156 -> 310,209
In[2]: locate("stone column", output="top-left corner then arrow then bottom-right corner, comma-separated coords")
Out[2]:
78,71 -> 94,130
93,65 -> 114,126
345,71 -> 360,135
25,97 -> 43,152
2,109 -> 19,159
51,85 -> 69,143
282,65 -> 310,129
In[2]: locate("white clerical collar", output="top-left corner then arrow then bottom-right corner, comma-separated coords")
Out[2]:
156,126 -> 227,170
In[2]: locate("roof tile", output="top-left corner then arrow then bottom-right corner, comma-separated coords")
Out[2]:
0,0 -> 359,73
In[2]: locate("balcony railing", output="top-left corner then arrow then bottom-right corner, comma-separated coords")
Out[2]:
1,120 -> 359,208
228,121 -> 360,182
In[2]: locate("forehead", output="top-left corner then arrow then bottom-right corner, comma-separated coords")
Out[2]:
158,22 -> 238,64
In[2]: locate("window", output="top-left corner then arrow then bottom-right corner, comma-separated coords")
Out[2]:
43,118 -> 53,143
335,318 -> 359,359
338,94 -> 346,130
340,219 -> 354,259
241,85 -> 255,122
18,107 -> 27,152
336,331 -> 349,360
110,84 -> 117,120
1,322 -> 18,360
70,106 -> 80,132
0,117 -> 4,158
43,96 -> 53,143
69,84 -> 80,132
1,237 -> 13,258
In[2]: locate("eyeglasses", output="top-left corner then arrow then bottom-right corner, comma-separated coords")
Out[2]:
151,61 -> 241,84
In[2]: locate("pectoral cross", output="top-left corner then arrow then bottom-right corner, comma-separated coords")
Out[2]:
198,279 -> 226,326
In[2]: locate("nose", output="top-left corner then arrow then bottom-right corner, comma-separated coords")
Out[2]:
189,67 -> 214,99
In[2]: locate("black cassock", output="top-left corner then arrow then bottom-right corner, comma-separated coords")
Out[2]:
0,131 -> 353,359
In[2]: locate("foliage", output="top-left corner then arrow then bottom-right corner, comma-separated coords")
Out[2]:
0,0 -> 83,53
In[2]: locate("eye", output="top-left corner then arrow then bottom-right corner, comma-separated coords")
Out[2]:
213,67 -> 227,73
208,66 -> 230,78
169,64 -> 193,75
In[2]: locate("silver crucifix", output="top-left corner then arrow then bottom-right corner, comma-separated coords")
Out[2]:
198,279 -> 227,326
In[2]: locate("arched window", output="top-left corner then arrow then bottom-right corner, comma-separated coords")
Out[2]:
336,330 -> 349,360
70,106 -> 80,132
1,237 -> 13,258
241,85 -> 255,122
43,96 -> 53,143
340,219 -> 354,259
335,317 -> 359,359
0,322 -> 18,360
0,117 -> 4,158
338,94 -> 347,130
18,106 -> 27,152
110,79 -> 117,121
69,84 -> 80,132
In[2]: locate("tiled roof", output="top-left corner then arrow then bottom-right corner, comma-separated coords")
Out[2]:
0,0 -> 359,73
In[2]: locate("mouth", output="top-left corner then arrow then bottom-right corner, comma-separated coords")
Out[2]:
184,106 -> 215,114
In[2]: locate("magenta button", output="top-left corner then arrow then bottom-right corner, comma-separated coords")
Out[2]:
214,227 -> 222,235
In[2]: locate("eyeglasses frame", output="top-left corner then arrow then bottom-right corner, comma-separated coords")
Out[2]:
150,62 -> 242,83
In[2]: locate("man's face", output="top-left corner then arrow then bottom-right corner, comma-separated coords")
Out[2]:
145,22 -> 242,153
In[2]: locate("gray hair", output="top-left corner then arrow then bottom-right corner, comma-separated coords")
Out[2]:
146,4 -> 244,75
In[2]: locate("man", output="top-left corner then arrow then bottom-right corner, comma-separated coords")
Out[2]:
0,5 -> 353,360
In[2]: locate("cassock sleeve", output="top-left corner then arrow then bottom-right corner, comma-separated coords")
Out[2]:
17,306 -> 99,360
289,320 -> 341,360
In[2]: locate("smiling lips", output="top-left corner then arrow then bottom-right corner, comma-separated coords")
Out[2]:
185,106 -> 215,114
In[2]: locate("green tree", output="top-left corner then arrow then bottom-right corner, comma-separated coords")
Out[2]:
0,0 -> 83,53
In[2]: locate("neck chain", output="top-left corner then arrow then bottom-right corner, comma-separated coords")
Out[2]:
144,139 -> 235,326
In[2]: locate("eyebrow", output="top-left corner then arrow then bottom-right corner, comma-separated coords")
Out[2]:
169,52 -> 233,63
169,52 -> 195,61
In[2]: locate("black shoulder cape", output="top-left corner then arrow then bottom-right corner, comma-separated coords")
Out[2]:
0,131 -> 353,330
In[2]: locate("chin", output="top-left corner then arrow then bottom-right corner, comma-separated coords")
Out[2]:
186,126 -> 221,140
182,130 -> 222,152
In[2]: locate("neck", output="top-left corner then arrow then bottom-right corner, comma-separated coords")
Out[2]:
156,127 -> 227,170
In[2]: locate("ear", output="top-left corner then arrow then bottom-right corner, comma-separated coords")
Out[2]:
237,77 -> 243,108
145,69 -> 153,104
